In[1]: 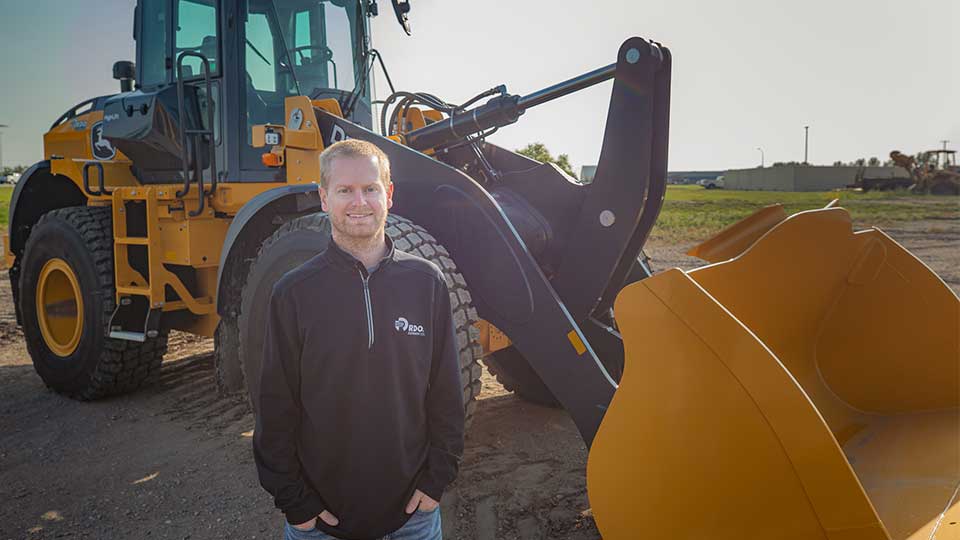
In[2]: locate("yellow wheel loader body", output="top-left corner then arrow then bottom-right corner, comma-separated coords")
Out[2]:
588,206 -> 959,540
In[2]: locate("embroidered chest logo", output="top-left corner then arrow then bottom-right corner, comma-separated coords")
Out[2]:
394,317 -> 426,337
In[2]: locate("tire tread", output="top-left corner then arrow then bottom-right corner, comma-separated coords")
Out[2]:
23,206 -> 168,400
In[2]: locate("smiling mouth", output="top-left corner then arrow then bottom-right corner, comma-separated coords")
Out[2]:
347,213 -> 373,220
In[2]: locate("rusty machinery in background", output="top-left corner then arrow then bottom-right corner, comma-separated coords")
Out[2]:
856,149 -> 960,194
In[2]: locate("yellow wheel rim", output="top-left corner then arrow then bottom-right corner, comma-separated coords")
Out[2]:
36,258 -> 84,357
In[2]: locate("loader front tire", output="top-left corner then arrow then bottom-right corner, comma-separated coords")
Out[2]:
237,212 -> 483,426
18,206 -> 168,399
484,347 -> 560,407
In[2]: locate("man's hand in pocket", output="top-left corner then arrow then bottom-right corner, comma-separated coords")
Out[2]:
404,489 -> 439,514
292,510 -> 339,531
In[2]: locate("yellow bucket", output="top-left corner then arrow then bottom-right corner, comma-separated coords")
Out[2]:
588,206 -> 960,540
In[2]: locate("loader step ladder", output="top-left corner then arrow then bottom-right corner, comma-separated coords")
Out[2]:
109,186 -> 214,342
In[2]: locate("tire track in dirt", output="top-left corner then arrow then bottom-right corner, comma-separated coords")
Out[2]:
145,336 -> 255,438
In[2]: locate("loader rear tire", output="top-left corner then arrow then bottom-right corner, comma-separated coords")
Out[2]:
18,206 -> 169,399
236,212 -> 483,426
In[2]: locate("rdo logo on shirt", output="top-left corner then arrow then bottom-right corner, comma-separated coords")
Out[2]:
395,317 -> 425,337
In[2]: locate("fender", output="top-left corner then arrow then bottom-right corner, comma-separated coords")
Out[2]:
8,160 -> 87,254
215,183 -> 324,315
8,160 -> 52,235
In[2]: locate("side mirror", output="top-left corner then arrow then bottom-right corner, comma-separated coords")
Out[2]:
113,61 -> 136,92
391,0 -> 411,35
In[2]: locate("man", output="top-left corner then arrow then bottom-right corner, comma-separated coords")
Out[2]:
254,139 -> 465,540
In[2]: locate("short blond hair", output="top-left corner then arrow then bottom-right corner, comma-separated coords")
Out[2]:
318,139 -> 391,188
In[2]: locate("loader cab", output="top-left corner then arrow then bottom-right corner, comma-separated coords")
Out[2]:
241,0 -> 372,172
132,0 -> 372,182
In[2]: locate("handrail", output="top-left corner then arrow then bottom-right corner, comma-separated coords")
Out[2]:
174,51 -> 218,217
81,161 -> 111,197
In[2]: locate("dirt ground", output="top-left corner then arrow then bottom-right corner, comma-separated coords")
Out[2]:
1,220 -> 957,540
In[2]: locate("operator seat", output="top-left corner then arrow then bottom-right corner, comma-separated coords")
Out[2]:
244,71 -> 270,128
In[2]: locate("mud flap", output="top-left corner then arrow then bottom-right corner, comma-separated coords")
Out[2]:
587,207 -> 959,540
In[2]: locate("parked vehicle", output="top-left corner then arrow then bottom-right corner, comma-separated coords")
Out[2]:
698,175 -> 724,189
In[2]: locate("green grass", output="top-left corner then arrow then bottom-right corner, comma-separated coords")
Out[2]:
651,185 -> 960,243
0,183 -> 954,246
0,185 -> 13,230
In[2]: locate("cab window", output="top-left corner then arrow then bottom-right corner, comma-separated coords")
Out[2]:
137,0 -> 169,87
175,0 -> 219,79
245,13 -> 277,92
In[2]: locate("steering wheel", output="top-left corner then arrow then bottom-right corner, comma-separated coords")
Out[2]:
289,44 -> 334,64
289,45 -> 338,87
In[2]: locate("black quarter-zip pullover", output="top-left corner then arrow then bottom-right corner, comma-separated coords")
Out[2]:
253,237 -> 465,540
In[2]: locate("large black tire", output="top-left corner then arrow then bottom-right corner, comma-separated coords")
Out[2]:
485,330 -> 626,409
484,346 -> 560,407
235,213 -> 483,425
18,206 -> 169,399
214,315 -> 243,394
484,254 -> 651,408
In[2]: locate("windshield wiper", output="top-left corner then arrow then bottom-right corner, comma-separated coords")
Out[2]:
245,38 -> 271,66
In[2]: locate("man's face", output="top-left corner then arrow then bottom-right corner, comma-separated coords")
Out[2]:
319,155 -> 394,242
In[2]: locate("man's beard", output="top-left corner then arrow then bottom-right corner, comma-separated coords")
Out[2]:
330,210 -> 386,246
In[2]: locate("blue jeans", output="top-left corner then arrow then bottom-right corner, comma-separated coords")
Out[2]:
282,507 -> 442,540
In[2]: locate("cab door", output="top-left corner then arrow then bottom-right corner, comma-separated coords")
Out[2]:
173,0 -> 224,185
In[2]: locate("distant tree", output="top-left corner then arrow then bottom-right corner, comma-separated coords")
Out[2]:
854,158 -> 866,167
554,155 -> 575,178
867,157 -> 880,166
516,142 -> 577,179
1,165 -> 27,176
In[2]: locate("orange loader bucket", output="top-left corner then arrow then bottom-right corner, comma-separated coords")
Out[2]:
587,206 -> 960,539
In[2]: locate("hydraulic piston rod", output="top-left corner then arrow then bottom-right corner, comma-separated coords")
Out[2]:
405,63 -> 616,152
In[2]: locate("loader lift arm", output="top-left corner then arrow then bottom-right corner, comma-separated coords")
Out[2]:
310,37 -> 671,446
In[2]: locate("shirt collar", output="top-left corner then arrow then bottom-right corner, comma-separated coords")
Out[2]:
324,234 -> 396,273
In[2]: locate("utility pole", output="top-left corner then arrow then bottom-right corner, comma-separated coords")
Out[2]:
757,147 -> 764,168
804,125 -> 809,164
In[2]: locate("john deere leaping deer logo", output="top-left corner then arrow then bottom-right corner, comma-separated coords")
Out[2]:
90,122 -> 116,161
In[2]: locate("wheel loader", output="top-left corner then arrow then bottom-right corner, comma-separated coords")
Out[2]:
889,149 -> 960,195
5,1 -> 958,538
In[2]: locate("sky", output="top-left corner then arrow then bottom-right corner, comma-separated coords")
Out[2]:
0,0 -> 956,174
